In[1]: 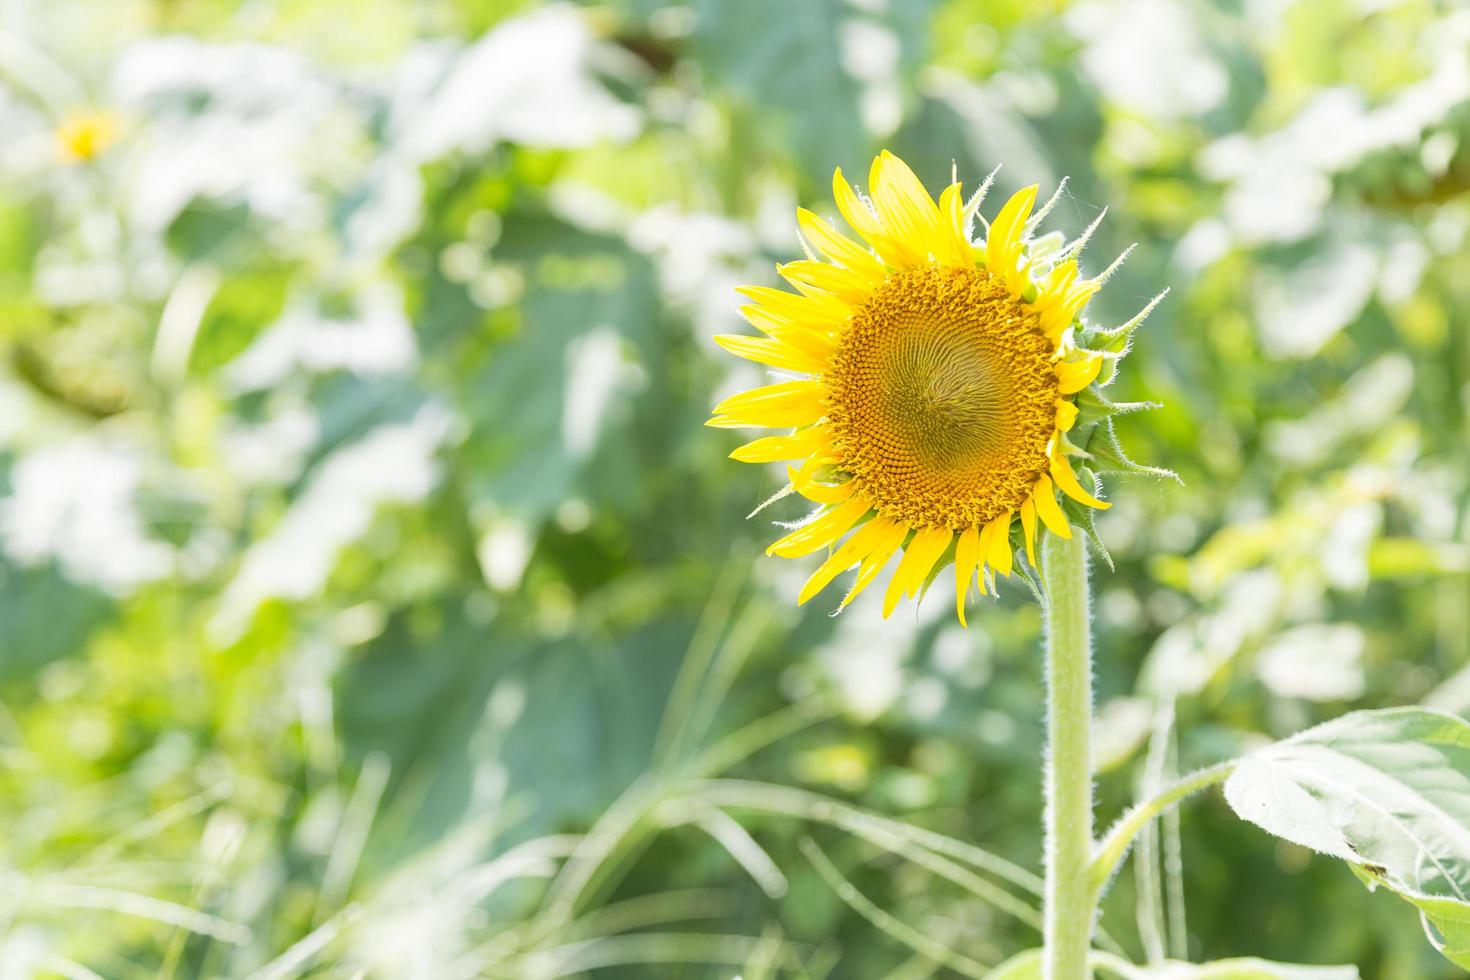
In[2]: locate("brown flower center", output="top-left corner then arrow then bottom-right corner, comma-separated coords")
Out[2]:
825,265 -> 1059,530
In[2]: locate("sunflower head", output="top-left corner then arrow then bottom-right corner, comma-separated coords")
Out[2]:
710,151 -> 1167,624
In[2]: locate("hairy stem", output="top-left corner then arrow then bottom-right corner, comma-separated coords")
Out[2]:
1042,532 -> 1094,980
1089,760 -> 1236,894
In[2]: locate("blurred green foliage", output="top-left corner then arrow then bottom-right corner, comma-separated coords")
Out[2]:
0,0 -> 1468,976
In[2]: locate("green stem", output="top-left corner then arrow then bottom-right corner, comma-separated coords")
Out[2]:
1041,532 -> 1094,980
1088,761 -> 1236,894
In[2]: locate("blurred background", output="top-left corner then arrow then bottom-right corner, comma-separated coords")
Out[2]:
1,0 -> 1468,976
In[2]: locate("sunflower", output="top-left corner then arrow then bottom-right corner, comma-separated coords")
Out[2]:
710,151 -> 1162,624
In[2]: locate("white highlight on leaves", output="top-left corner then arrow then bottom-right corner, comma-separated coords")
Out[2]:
1266,355 -> 1414,465
1253,240 -> 1377,359
218,404 -> 321,486
1258,623 -> 1367,702
1070,0 -> 1227,120
815,600 -> 941,719
840,18 -> 903,137
0,440 -> 174,593
113,38 -> 340,233
396,4 -> 639,161
476,518 -> 533,593
1142,570 -> 1284,698
1201,14 -> 1470,246
213,407 -> 450,639
226,283 -> 418,392
562,325 -> 627,460
629,206 -> 754,327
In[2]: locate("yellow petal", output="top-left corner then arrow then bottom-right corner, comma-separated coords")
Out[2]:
797,208 -> 886,281
832,167 -> 887,246
840,519 -> 910,608
986,184 -> 1038,287
737,285 -> 850,328
737,302 -> 791,336
1055,354 -> 1103,395
779,260 -> 873,304
1051,452 -> 1110,510
986,510 -> 1014,577
870,150 -> 943,265
730,312 -> 836,371
1043,259 -> 1080,298
936,182 -> 972,267
1041,279 -> 1100,338
796,479 -> 855,504
710,380 -> 826,428
882,525 -> 952,618
757,322 -> 841,363
953,524 -> 982,627
974,519 -> 993,570
1032,475 -> 1072,539
767,497 -> 871,558
1033,261 -> 1078,332
1055,399 -> 1079,432
787,451 -> 837,492
798,513 -> 894,605
714,334 -> 828,373
1040,260 -> 1076,310
1019,498 -> 1038,567
729,429 -> 826,463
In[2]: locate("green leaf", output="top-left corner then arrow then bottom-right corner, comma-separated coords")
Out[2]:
691,0 -> 866,183
336,604 -> 688,853
453,210 -> 660,524
0,555 -> 114,682
1399,887 -> 1470,967
165,199 -> 260,266
1224,707 -> 1470,970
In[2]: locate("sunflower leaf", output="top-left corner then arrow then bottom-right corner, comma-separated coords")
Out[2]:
1224,708 -> 1470,972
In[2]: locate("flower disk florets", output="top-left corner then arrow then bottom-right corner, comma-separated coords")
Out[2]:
827,266 -> 1058,531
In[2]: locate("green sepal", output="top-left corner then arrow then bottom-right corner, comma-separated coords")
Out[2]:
1001,514 -> 1046,604
1024,230 -> 1066,265
1084,287 -> 1169,357
1057,468 -> 1114,572
1015,547 -> 1045,604
1086,417 -> 1181,483
1073,386 -> 1162,428
748,482 -> 797,518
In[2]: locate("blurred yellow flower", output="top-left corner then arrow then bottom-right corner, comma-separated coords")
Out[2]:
57,109 -> 122,162
711,151 -> 1118,624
